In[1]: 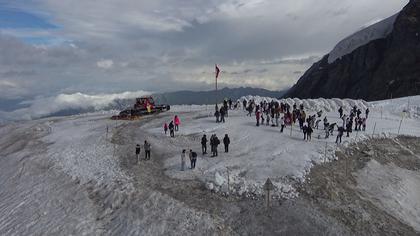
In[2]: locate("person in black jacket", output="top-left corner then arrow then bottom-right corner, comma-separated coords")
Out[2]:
168,121 -> 175,137
223,134 -> 230,153
135,144 -> 141,164
211,134 -> 220,157
336,126 -> 344,143
201,134 -> 207,154
220,107 -> 226,123
338,106 -> 343,118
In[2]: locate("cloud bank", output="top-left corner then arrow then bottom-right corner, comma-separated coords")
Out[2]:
0,0 -> 409,108
0,91 -> 150,121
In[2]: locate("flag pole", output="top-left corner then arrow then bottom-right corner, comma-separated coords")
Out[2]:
215,67 -> 217,107
215,64 -> 219,109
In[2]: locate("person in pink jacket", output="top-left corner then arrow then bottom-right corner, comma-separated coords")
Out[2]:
163,122 -> 168,135
174,115 -> 181,131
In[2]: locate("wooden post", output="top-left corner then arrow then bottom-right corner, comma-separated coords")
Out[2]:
263,178 -> 275,209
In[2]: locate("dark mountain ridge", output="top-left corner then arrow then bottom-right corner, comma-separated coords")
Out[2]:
284,0 -> 420,101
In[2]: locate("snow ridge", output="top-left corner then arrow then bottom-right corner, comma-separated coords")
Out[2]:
328,13 -> 398,64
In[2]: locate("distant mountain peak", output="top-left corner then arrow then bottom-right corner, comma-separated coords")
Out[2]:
284,0 -> 420,101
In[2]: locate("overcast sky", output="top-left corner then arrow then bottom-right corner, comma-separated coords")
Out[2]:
0,0 -> 409,101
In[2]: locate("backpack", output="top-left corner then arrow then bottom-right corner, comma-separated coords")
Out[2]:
192,152 -> 197,159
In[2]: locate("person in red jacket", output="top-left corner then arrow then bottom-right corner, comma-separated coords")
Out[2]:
174,115 -> 181,131
256,110 -> 261,126
163,122 -> 168,135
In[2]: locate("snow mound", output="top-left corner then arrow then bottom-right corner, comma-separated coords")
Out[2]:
328,13 -> 398,64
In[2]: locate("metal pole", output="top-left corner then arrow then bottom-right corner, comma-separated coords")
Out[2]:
324,142 -> 327,163
381,107 -> 383,120
398,118 -> 403,135
290,124 -> 293,136
372,122 -> 376,136
227,167 -> 230,195
345,150 -> 348,178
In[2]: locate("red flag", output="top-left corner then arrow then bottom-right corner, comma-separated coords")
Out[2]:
215,64 -> 220,79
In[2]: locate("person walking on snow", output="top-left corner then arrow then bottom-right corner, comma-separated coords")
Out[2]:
303,124 -> 308,141
181,149 -> 186,171
201,134 -> 207,154
307,125 -> 313,141
280,116 -> 285,133
174,115 -> 180,131
144,140 -> 151,160
135,144 -> 141,164
220,107 -> 226,123
169,121 -> 175,137
336,126 -> 344,143
365,108 -> 370,119
256,110 -> 261,126
163,122 -> 168,135
214,108 -> 220,123
223,134 -> 230,153
266,113 -> 270,126
211,135 -> 220,157
338,106 -> 343,118
190,150 -> 197,169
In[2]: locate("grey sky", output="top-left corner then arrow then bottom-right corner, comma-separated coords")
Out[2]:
0,0 -> 409,100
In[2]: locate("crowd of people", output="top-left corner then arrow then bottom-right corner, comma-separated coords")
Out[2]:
134,97 -> 370,172
163,115 -> 181,137
242,99 -> 370,144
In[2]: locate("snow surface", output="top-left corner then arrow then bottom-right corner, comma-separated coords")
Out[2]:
355,159 -> 420,232
42,114 -> 132,185
1,94 -> 420,234
146,95 -> 420,199
328,14 -> 398,64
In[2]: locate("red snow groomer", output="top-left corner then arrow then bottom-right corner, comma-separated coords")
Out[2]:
111,96 -> 170,120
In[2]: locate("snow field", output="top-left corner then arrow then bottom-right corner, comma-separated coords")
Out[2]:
42,114 -> 132,185
146,96 -> 420,199
355,159 -> 420,232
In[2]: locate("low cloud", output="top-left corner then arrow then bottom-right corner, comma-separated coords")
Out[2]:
0,90 -> 151,121
97,59 -> 114,69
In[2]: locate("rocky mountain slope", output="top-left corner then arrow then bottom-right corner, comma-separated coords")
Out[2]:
284,0 -> 420,101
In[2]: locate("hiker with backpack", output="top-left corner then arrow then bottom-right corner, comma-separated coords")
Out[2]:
211,134 -> 220,157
